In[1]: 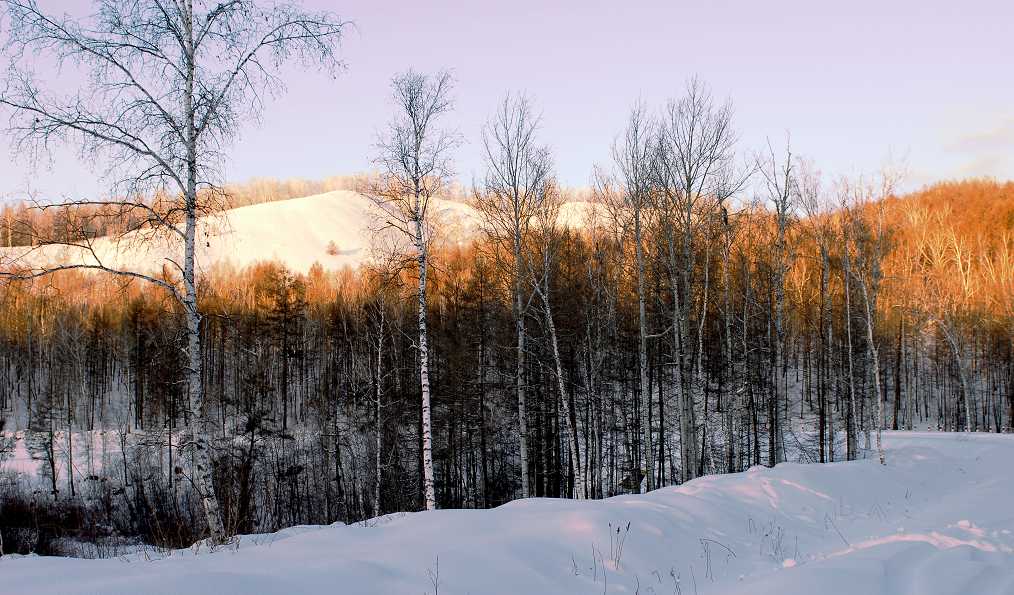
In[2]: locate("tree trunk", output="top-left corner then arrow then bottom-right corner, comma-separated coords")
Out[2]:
893,318 -> 903,431
819,247 -> 830,463
941,322 -> 974,432
722,226 -> 736,472
183,3 -> 225,542
773,221 -> 787,466
634,210 -> 654,492
514,235 -> 530,499
183,250 -> 225,543
859,276 -> 886,465
666,228 -> 696,483
842,245 -> 859,461
375,305 -> 384,518
415,218 -> 437,510
539,285 -> 585,499
477,273 -> 490,507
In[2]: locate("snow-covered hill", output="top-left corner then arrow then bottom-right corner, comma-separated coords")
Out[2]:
3,432 -> 1012,594
1,191 -> 602,275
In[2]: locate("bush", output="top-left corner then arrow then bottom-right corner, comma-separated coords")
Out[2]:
0,446 -> 205,557
0,481 -> 97,557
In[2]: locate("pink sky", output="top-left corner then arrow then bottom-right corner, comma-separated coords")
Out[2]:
2,0 -> 1012,199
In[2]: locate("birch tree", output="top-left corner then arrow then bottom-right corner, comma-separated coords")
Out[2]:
757,138 -> 796,466
0,0 -> 346,543
914,210 -> 979,432
844,174 -> 896,463
797,160 -> 836,461
529,182 -> 587,498
610,102 -> 658,492
473,93 -> 551,499
368,282 -> 389,518
652,78 -> 738,483
838,185 -> 861,460
367,69 -> 458,511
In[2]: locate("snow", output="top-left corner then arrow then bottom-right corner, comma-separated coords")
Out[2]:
1,191 -> 603,274
3,431 -> 1012,594
0,429 -> 124,484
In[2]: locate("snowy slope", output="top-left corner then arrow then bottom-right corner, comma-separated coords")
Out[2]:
1,191 -> 602,275
3,432 -> 1012,594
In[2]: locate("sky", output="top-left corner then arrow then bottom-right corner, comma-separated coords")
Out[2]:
1,0 -> 1012,201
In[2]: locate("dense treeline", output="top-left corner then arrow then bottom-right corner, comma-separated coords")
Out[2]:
1,178 -> 1010,548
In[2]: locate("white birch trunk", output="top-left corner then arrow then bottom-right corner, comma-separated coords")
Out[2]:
820,246 -> 833,460
375,305 -> 384,517
941,323 -> 975,432
773,213 -> 788,465
514,235 -> 530,499
666,229 -> 696,483
634,210 -> 654,492
722,225 -> 735,471
859,278 -> 886,464
415,215 -> 437,510
182,2 -> 225,543
843,243 -> 859,460
539,284 -> 585,499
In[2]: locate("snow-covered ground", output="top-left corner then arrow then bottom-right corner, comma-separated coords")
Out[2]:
1,191 -> 602,274
2,431 -> 1011,594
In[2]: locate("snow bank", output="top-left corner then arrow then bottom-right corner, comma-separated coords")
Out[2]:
2,432 -> 1012,594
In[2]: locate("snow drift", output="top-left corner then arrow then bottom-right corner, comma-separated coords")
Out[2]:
2,432 -> 1012,594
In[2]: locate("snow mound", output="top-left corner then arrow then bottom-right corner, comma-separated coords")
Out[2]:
3,432 -> 1012,594
1,191 -> 604,274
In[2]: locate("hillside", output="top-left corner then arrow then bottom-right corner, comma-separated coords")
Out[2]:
1,191 -> 600,275
2,432 -> 1012,595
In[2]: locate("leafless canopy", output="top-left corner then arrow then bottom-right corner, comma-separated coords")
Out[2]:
368,69 -> 459,244
612,102 -> 655,217
653,77 -> 740,222
3,0 -> 345,192
474,93 -> 553,265
0,0 -> 348,286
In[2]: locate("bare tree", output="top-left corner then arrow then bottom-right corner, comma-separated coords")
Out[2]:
528,181 -> 587,498
608,102 -> 657,491
797,159 -> 836,461
757,137 -> 796,466
366,69 -> 458,511
368,281 -> 389,519
836,181 -> 861,460
0,0 -> 346,543
652,78 -> 738,483
845,174 -> 896,463
473,93 -> 551,499
912,208 -> 979,433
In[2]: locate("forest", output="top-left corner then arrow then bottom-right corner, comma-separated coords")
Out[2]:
0,0 -> 1011,562
1,172 -> 1011,554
